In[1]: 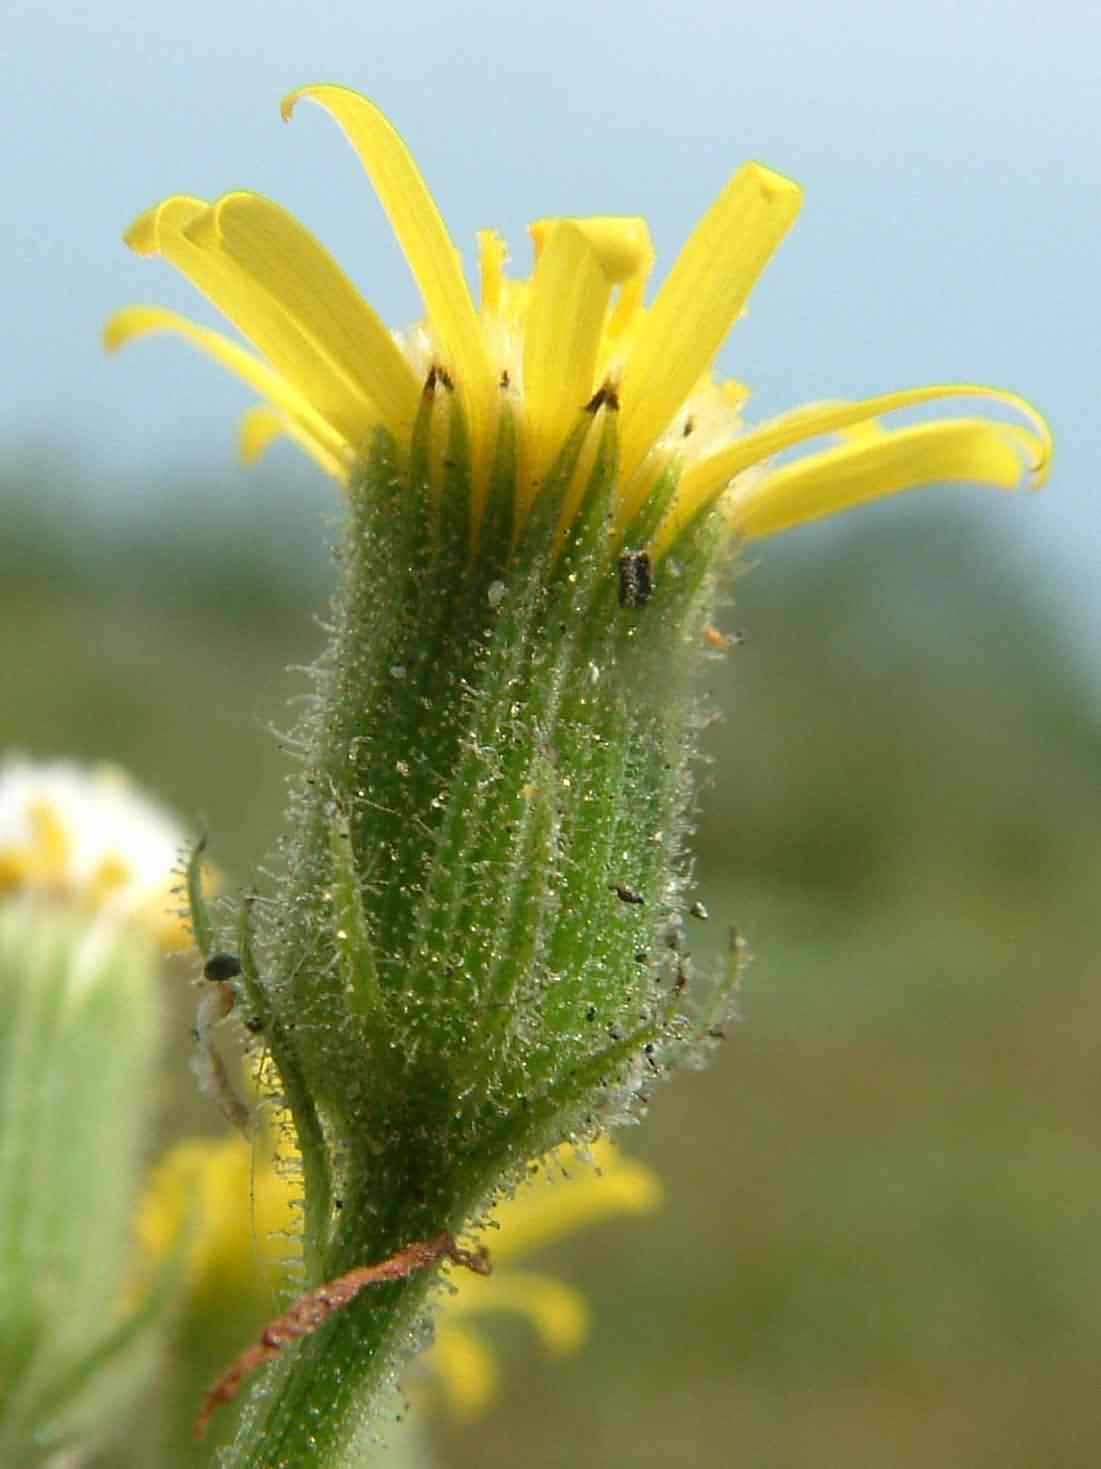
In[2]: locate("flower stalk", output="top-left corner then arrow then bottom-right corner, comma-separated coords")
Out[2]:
202,390 -> 732,1463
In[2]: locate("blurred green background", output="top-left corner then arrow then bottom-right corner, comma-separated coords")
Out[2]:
3,457 -> 1099,1468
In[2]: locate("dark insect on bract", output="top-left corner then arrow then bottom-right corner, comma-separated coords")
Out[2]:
203,952 -> 242,983
617,550 -> 653,609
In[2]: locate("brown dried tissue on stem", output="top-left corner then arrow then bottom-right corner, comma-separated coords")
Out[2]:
194,1230 -> 492,1439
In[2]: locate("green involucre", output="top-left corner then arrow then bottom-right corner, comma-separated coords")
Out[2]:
216,387 -> 736,1467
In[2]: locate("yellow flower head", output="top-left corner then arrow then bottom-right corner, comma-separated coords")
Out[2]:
105,85 -> 1050,562
0,757 -> 189,947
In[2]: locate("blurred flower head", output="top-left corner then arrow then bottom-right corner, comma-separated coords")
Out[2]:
0,756 -> 189,947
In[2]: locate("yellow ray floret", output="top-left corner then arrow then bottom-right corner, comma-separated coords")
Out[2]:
107,84 -> 1051,559
121,194 -> 402,446
615,161 -> 803,503
188,191 -> 422,434
660,383 -> 1053,552
104,305 -> 352,475
283,83 -> 498,512
724,416 -> 1040,543
521,222 -> 616,506
236,405 -> 345,478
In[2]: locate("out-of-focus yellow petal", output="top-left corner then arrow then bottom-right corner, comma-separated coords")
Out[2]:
661,383 -> 1052,549
124,196 -> 380,445
449,1268 -> 590,1353
617,163 -> 803,499
28,800 -> 71,877
240,405 -> 348,479
135,1136 -> 298,1301
428,1268 -> 588,1421
104,305 -> 350,472
239,405 -> 287,464
724,417 -> 1043,542
431,1323 -> 499,1421
282,85 -> 496,490
484,1140 -> 663,1264
187,191 -> 421,437
521,221 -> 615,503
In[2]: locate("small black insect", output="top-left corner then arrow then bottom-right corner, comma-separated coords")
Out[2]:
617,550 -> 653,609
203,952 -> 241,983
611,883 -> 644,905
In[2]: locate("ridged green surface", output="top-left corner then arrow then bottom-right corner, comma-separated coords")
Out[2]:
221,392 -> 734,1467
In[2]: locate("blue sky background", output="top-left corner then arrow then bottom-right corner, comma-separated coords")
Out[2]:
5,0 -> 1097,660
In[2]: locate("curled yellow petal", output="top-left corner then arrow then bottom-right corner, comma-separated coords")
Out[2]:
452,1268 -> 590,1354
487,1141 -> 663,1264
660,383 -> 1052,551
104,305 -> 350,472
187,191 -> 421,436
521,221 -> 615,503
529,215 -> 653,287
531,215 -> 655,348
617,162 -> 803,500
124,196 -> 379,445
123,193 -> 205,257
724,416 -> 1045,543
283,84 -> 496,494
